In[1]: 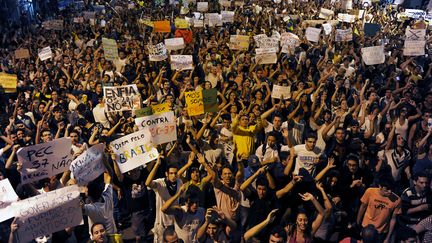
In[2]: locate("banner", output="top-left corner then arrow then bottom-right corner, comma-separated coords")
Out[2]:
197,2 -> 208,12
110,129 -> 159,173
221,11 -> 235,23
165,37 -> 185,51
319,8 -> 334,19
185,90 -> 205,116
280,32 -> 300,53
38,46 -> 53,61
305,27 -> 321,42
361,46 -> 385,65
229,35 -> 250,50
203,88 -> 218,112
17,137 -> 73,184
73,17 -> 84,23
42,20 -> 64,30
104,84 -> 141,112
403,40 -> 425,56
135,111 -> 177,145
148,43 -> 168,61
0,179 -> 19,222
70,143 -> 105,186
153,21 -> 171,33
15,48 -> 30,59
335,29 -> 353,42
256,48 -> 277,64
271,85 -> 291,99
13,186 -> 82,243
0,73 -> 17,93
171,55 -> 194,70
175,18 -> 190,29
102,38 -> 119,61
152,102 -> 170,114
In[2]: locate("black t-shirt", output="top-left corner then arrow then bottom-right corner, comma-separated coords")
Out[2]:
123,169 -> 150,212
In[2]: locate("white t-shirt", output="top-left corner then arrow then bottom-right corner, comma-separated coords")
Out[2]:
293,144 -> 322,174
152,178 -> 183,227
93,104 -> 111,128
174,206 -> 205,243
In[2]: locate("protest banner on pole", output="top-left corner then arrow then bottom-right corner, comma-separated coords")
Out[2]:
70,143 -> 105,186
17,137 -> 73,184
319,8 -> 334,19
110,129 -> 159,173
38,46 -> 53,61
305,27 -> 321,42
165,37 -> 185,51
15,48 -> 30,59
0,179 -> 19,222
0,73 -> 17,93
104,84 -> 141,112
221,11 -> 235,23
335,29 -> 353,42
13,185 -> 83,242
102,38 -> 119,61
42,19 -> 64,30
135,111 -> 177,145
256,48 -> 278,64
271,85 -> 291,99
203,88 -> 218,112
171,55 -> 194,70
229,35 -> 250,50
403,40 -> 426,56
361,46 -> 385,65
175,18 -> 190,29
185,90 -> 205,116
151,103 -> 170,114
153,21 -> 171,33
197,2 -> 209,12
148,43 -> 168,61
280,32 -> 300,53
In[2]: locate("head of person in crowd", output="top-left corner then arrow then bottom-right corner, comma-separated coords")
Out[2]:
184,186 -> 200,214
91,222 -> 108,243
220,164 -> 234,186
412,172 -> 428,195
304,133 -> 317,151
166,163 -> 179,184
163,226 -> 182,243
361,224 -> 379,243
378,177 -> 395,198
397,225 -> 417,243
345,154 -> 360,174
41,128 -> 53,143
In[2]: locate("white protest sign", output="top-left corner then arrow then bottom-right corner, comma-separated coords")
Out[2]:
206,13 -> 222,26
193,18 -> 204,27
104,84 -> 141,112
254,34 -> 267,45
38,47 -> 53,61
256,48 -> 277,64
319,8 -> 334,19
135,111 -> 177,145
403,41 -> 426,56
13,185 -> 82,243
165,38 -> 185,51
305,27 -> 321,43
221,11 -> 235,23
222,141 -> 234,164
110,129 -> 159,173
323,23 -> 332,35
219,0 -> 231,7
280,32 -> 300,53
361,46 -> 385,65
70,143 -> 105,186
17,137 -> 73,184
272,85 -> 291,99
405,28 -> 426,41
404,9 -> 426,19
170,55 -> 194,70
0,179 -> 18,222
256,37 -> 279,51
335,29 -> 353,42
197,2 -> 209,12
337,13 -> 356,23
102,38 -> 119,61
148,43 -> 168,61
83,11 -> 96,19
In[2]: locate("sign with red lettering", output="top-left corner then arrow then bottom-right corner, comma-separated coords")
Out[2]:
17,137 -> 73,184
135,111 -> 177,145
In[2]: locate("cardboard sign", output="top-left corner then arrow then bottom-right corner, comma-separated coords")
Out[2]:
272,85 -> 291,99
148,43 -> 168,61
17,137 -> 73,184
197,2 -> 208,12
135,111 -> 177,145
15,48 -> 30,59
154,21 -> 171,33
229,35 -> 250,50
175,18 -> 190,29
13,186 -> 82,242
405,28 -> 426,41
0,179 -> 19,222
185,90 -> 205,116
152,103 -> 170,114
403,40 -> 426,56
193,18 -> 204,27
165,37 -> 185,51
219,0 -> 231,7
104,84 -> 141,112
337,13 -> 356,23
203,88 -> 218,112
0,73 -> 17,93
42,19 -> 64,30
305,27 -> 321,42
256,37 -> 279,51
255,48 -> 277,64
361,46 -> 385,65
280,32 -> 300,53
70,143 -> 105,186
319,8 -> 334,19
335,29 -> 353,42
205,13 -> 222,27
364,23 -> 381,36
38,46 -> 53,61
221,11 -> 235,23
102,38 -> 119,61
110,129 -> 159,173
171,55 -> 193,70
323,23 -> 332,35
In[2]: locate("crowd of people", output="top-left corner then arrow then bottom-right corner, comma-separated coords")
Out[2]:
1,0 -> 432,242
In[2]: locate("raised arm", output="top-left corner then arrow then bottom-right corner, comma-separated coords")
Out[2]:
161,184 -> 187,214
299,192 -> 325,235
177,152 -> 195,182
244,209 -> 278,242
145,155 -> 162,188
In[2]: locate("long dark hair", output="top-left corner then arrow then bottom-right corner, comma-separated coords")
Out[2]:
288,209 -> 312,240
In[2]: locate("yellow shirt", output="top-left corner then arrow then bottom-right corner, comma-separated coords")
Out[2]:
232,118 -> 262,157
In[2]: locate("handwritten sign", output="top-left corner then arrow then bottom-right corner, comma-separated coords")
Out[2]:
38,46 -> 53,61
280,32 -> 300,53
0,73 -> 17,93
17,137 -> 73,184
152,103 -> 170,114
221,11 -> 235,23
135,111 -> 177,145
165,37 -> 185,51
42,19 -> 64,30
203,88 -> 218,112
256,37 -> 279,51
0,179 -> 18,222
83,11 -> 95,19
405,28 -> 426,41
154,20 -> 171,33
171,55 -> 193,70
135,107 -> 153,118
361,46 -> 385,65
185,90 -> 205,116
70,143 -> 105,186
272,85 -> 291,99
404,9 -> 426,19
110,129 -> 159,173
319,8 -> 334,19
335,29 -> 353,42
193,18 -> 204,27
102,38 -> 119,61
175,18 -> 190,29
337,13 -> 356,23
229,35 -> 250,50
206,13 -> 222,27
323,23 -> 332,35
13,185 -> 82,242
148,43 -> 168,61
404,40 -> 425,56
15,48 -> 30,59
197,2 -> 209,12
104,84 -> 141,112
256,48 -> 277,64
305,27 -> 321,43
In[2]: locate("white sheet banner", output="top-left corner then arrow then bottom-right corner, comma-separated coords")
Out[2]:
135,111 -> 177,145
104,84 -> 141,112
337,13 -> 356,23
70,143 -> 105,186
0,179 -> 18,222
170,55 -> 194,70
361,46 -> 385,65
